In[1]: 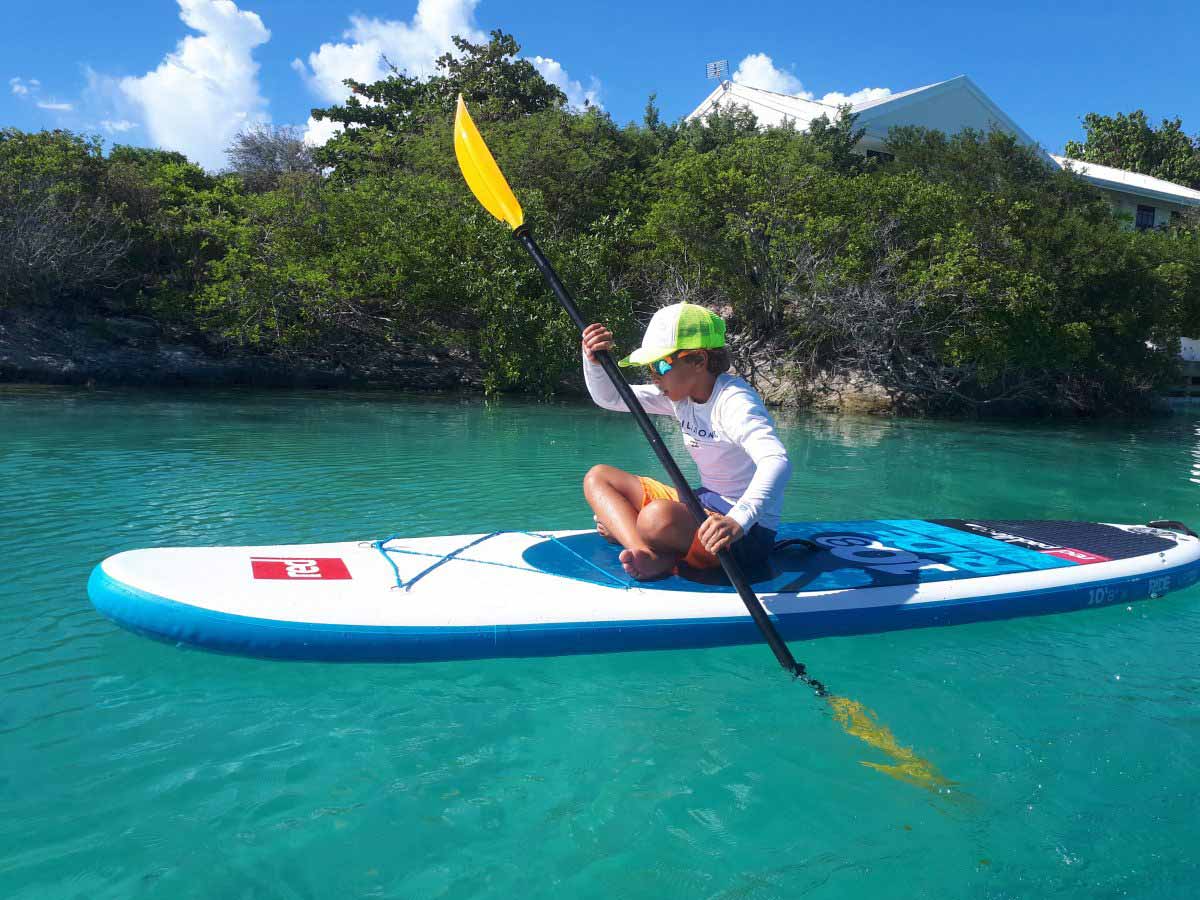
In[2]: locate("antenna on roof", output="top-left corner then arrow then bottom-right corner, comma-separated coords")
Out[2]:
705,59 -> 730,83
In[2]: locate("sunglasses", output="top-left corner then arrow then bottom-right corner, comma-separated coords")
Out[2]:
647,352 -> 698,377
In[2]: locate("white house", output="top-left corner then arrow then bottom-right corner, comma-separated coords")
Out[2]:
689,75 -> 1200,363
1049,155 -> 1200,230
688,75 -> 1200,230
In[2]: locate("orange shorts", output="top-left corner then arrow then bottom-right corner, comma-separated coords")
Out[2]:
637,476 -> 721,570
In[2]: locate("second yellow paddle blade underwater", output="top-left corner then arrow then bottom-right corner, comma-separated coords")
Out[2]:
453,95 -> 524,230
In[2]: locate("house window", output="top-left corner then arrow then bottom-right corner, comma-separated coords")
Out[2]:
1135,205 -> 1156,230
866,149 -> 895,163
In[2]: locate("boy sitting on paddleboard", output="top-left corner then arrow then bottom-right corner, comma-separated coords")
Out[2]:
582,302 -> 791,581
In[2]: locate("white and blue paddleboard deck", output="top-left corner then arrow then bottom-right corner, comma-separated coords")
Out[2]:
89,520 -> 1200,662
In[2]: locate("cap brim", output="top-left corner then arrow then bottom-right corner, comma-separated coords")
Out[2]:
618,346 -> 677,367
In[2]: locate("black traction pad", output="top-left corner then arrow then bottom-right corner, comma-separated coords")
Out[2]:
931,520 -> 1176,562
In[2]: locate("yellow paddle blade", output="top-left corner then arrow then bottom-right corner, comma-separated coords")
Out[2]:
453,95 -> 524,230
826,695 -> 956,793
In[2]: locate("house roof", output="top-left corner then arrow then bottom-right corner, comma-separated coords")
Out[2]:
687,81 -> 839,130
848,81 -> 944,114
689,75 -> 1055,164
688,76 -> 1200,208
1050,155 -> 1200,207
686,79 -> 947,124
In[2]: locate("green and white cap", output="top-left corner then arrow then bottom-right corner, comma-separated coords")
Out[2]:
617,302 -> 726,367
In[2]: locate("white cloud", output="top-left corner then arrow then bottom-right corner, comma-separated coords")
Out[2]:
295,0 -> 601,147
81,67 -> 145,136
732,52 -> 892,109
119,0 -> 271,170
528,56 -> 601,110
10,77 -> 39,96
302,114 -> 342,147
294,0 -> 486,105
733,53 -> 805,95
83,66 -> 123,107
11,76 -> 75,113
816,87 -> 893,107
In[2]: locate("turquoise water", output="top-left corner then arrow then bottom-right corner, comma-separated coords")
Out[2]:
2,386 -> 1199,898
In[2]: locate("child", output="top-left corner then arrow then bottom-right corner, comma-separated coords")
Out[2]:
581,302 -> 791,581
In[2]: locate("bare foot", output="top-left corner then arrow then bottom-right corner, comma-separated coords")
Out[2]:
594,515 -> 619,545
618,547 -> 677,581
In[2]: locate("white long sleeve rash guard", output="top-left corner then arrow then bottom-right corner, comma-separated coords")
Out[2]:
583,356 -> 792,533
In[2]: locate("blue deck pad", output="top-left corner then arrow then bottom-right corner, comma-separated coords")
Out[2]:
521,520 -> 1077,594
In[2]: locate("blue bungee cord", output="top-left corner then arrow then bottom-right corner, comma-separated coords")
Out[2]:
373,530 -> 632,591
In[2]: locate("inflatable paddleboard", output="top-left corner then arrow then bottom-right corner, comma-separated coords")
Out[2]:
89,519 -> 1200,662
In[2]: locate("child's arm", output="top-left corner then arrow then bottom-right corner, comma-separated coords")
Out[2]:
719,391 -> 792,534
581,323 -> 674,415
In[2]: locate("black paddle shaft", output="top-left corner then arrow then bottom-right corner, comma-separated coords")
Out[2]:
513,225 -> 811,680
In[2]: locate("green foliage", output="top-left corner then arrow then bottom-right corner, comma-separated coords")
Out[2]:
642,123 -> 1199,412
199,174 -> 458,350
2,38 -> 1198,414
196,172 -> 636,394
311,30 -> 567,180
467,209 -> 638,394
0,129 -> 122,306
104,145 -> 242,318
1063,110 -> 1200,191
0,128 -> 106,198
426,31 -> 568,119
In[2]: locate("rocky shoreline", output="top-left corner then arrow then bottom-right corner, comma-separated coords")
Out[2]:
0,307 -> 486,392
0,307 -> 857,410
3,308 -> 1186,416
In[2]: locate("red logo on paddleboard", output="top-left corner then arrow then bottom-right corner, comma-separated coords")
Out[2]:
250,557 -> 352,580
1042,547 -> 1110,565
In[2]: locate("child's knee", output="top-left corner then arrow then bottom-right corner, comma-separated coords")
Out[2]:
637,500 -> 690,549
582,464 -> 610,496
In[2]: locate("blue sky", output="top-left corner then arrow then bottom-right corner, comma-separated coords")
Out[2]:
4,0 -> 1198,171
